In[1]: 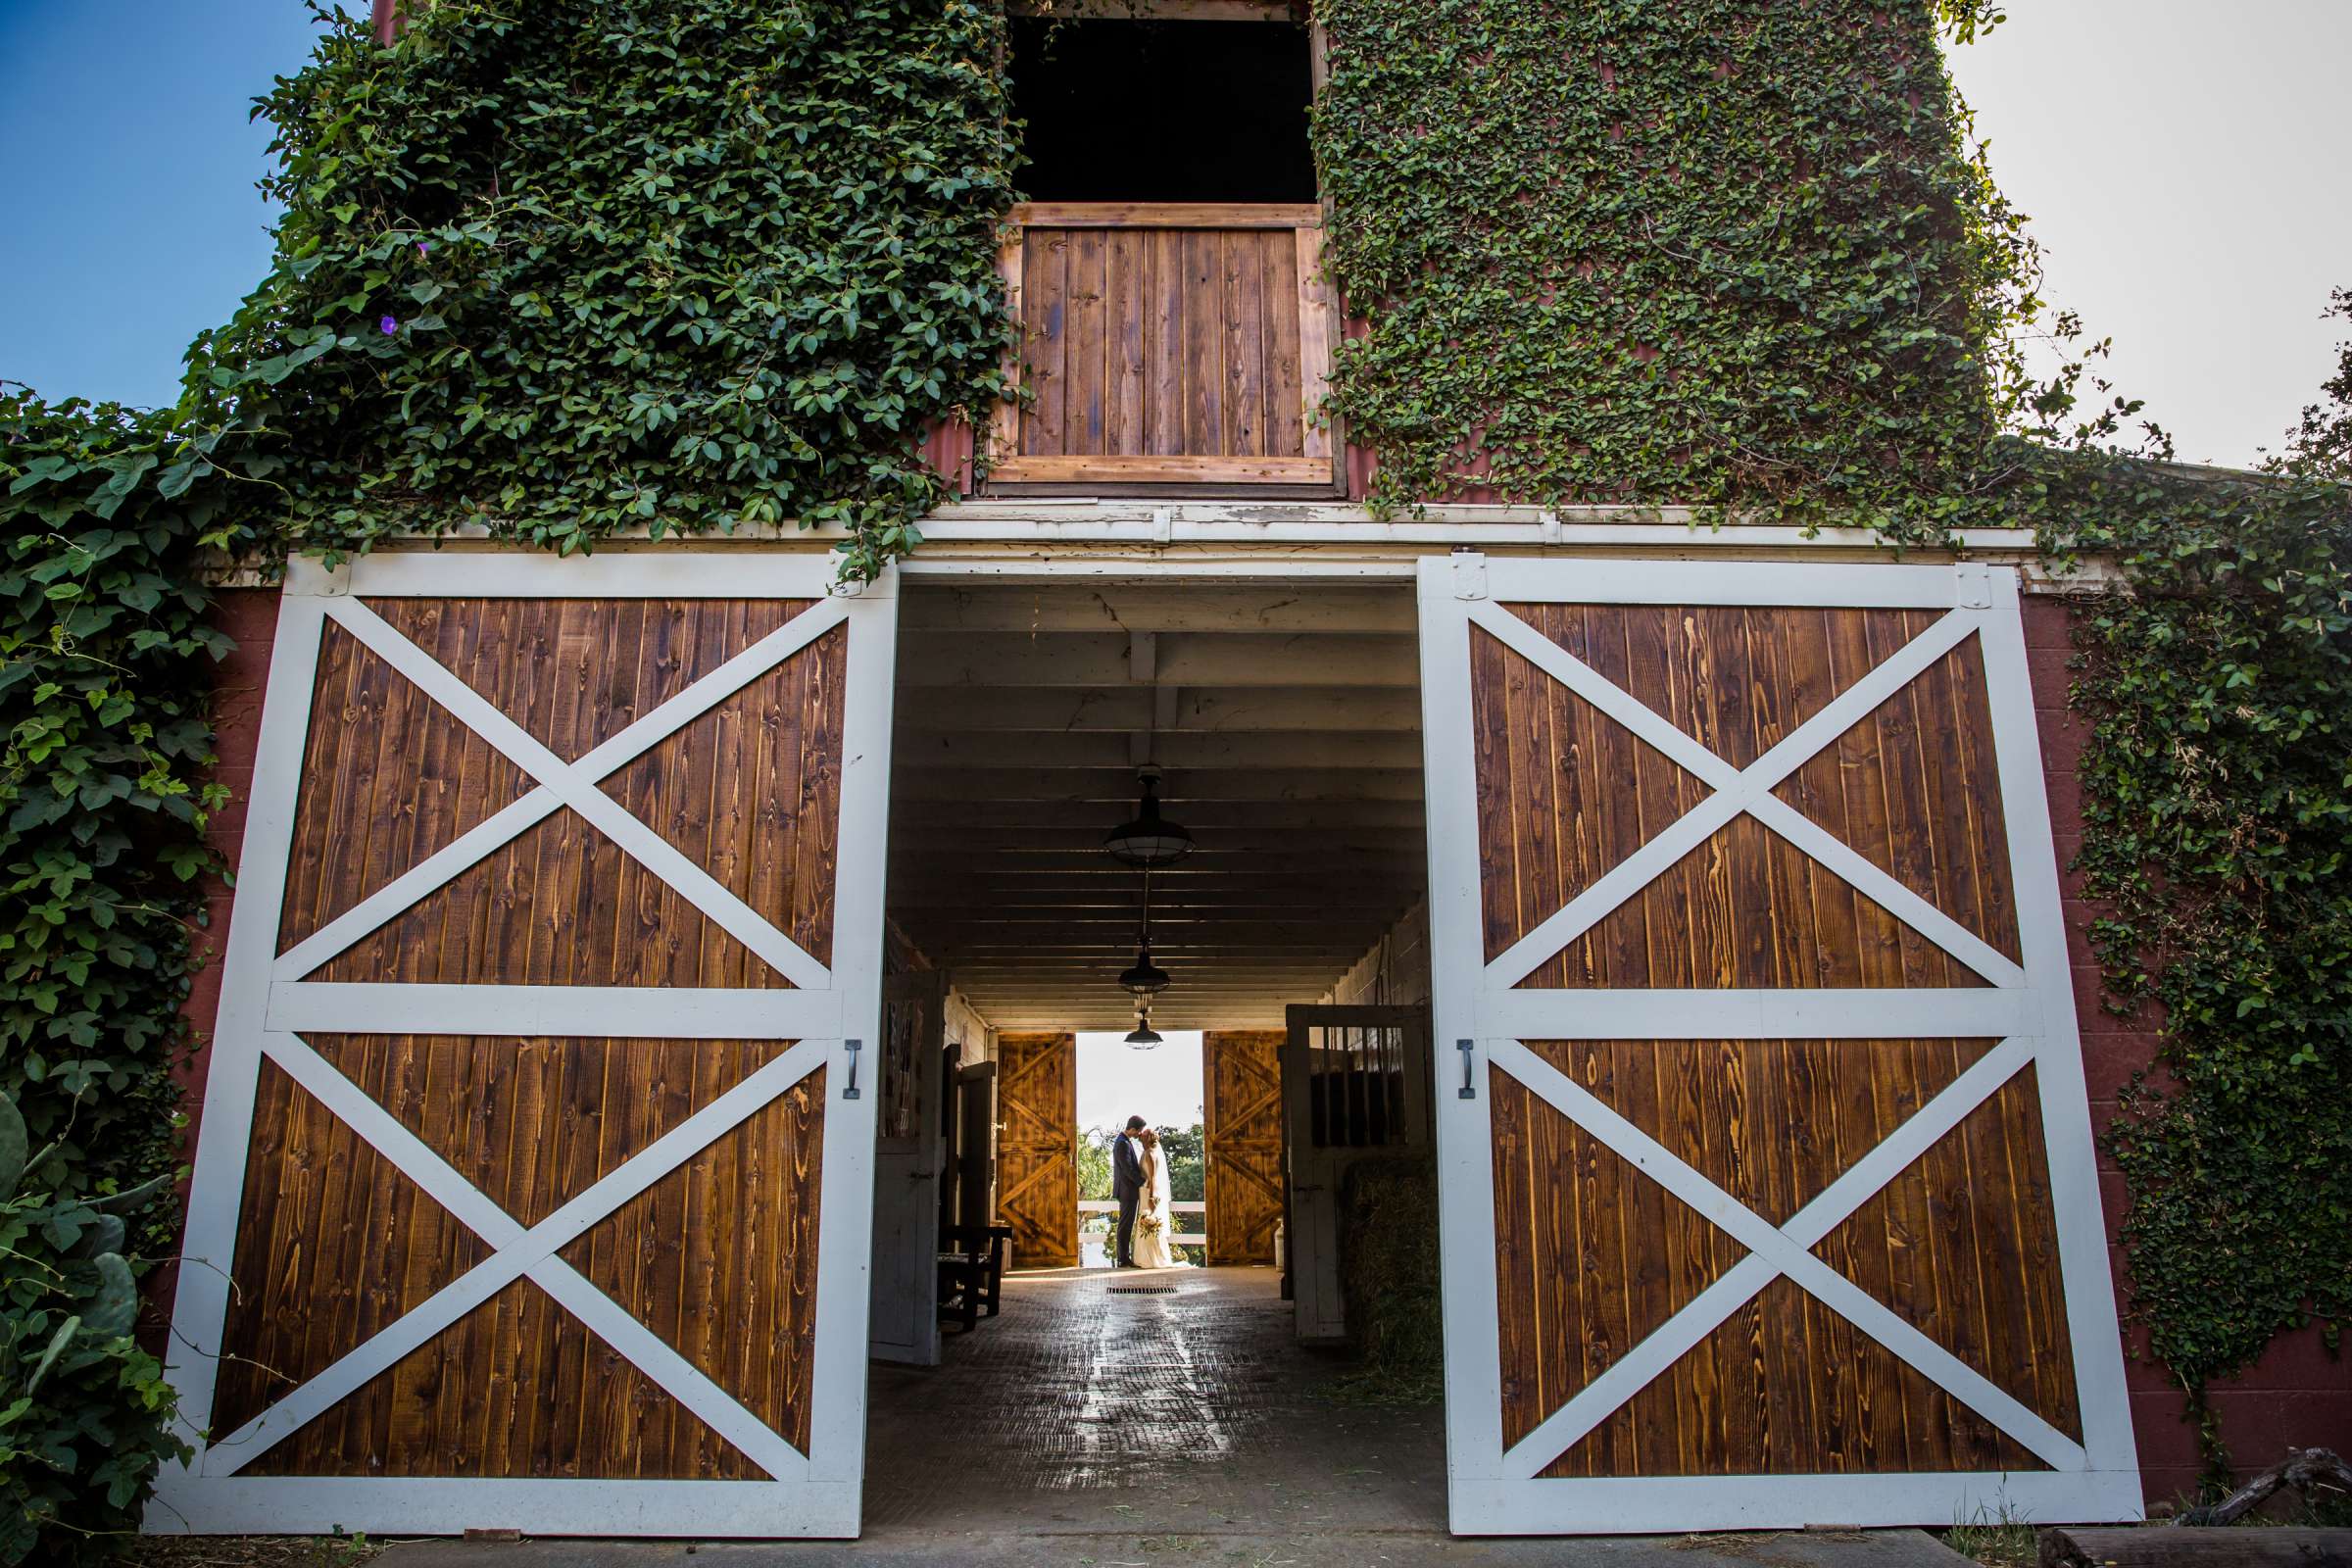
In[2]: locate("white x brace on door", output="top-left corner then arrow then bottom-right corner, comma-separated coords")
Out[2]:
1418,555 -> 2138,1535
152,551 -> 896,1539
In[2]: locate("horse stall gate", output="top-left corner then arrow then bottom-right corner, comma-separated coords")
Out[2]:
1417,556 -> 2138,1533
1280,1004 -> 1435,1342
153,553 -> 896,1539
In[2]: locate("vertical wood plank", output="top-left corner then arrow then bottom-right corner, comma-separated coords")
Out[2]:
1223,231 -> 1265,456
1024,230 -> 1069,457
991,225 -> 1024,465
1146,228 -> 1185,457
1182,229 -> 1224,456
1107,226 -> 1148,457
1295,221 -> 1334,464
1261,229 -> 1304,458
1064,227 -> 1107,456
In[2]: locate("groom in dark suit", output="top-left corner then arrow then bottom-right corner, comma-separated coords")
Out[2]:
1111,1115 -> 1147,1268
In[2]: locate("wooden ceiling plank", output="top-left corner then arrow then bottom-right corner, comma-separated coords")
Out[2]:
892,767 -> 1426,803
893,686 -> 1421,734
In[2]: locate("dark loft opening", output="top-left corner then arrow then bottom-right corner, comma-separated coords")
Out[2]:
1009,18 -> 1316,204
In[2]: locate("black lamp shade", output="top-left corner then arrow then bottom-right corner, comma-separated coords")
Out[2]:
1103,776 -> 1194,867
1123,1019 -> 1164,1049
1118,942 -> 1171,998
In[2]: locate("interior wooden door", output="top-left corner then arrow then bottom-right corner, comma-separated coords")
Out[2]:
870,972 -> 945,1365
152,553 -> 898,1540
1201,1030 -> 1285,1265
1416,555 -> 2138,1535
994,1031 -> 1077,1269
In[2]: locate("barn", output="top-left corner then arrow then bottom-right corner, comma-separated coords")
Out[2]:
132,0 -> 2344,1548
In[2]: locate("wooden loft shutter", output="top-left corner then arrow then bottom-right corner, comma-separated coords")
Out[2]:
989,204 -> 1339,492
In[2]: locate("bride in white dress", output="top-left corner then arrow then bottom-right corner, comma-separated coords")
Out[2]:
1131,1128 -> 1191,1270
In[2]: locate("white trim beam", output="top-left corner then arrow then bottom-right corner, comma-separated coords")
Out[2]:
264,984 -> 841,1040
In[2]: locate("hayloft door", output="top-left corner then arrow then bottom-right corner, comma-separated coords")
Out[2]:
870,971 -> 946,1365
1416,554 -> 2140,1534
154,552 -> 897,1539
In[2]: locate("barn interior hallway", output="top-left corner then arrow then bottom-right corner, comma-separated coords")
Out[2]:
864,1269 -> 1444,1536
862,574 -> 1445,1540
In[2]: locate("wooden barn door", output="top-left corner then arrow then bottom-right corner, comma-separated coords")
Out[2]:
1201,1030 -> 1284,1266
154,553 -> 897,1539
1417,556 -> 2138,1535
994,1032 -> 1077,1269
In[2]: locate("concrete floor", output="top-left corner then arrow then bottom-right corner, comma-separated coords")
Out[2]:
376,1267 -> 1978,1567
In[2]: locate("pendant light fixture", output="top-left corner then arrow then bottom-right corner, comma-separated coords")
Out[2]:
1117,864 -> 1172,1001
1103,765 -> 1194,867
1117,940 -> 1170,999
1123,1009 -> 1164,1050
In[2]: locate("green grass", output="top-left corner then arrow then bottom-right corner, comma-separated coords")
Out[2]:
1945,1501 -> 2037,1568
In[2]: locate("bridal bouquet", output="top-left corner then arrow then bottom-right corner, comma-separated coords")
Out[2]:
1138,1211 -> 1163,1236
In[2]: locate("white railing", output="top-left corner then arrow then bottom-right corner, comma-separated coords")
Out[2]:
1077,1199 -> 1206,1248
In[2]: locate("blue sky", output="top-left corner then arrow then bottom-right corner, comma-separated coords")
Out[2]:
2,2 -> 2345,462
0,2 -> 341,412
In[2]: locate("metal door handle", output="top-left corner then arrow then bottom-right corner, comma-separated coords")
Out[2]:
1457,1039 -> 1476,1100
843,1039 -> 862,1100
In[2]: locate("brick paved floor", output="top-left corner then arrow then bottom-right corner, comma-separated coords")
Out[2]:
864,1264 -> 1449,1535
364,1265 -> 1981,1564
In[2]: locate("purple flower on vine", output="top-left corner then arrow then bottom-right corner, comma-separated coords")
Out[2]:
379,316 -> 399,335
416,241 -> 430,257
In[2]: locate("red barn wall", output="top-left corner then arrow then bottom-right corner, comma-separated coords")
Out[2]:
142,586 -> 278,1349
2025,596 -> 2352,1503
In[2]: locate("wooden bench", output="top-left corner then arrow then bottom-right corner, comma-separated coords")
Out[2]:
937,1223 -> 1011,1333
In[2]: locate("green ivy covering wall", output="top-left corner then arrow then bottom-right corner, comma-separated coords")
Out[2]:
2054,445 -> 2352,1440
0,394 -> 224,1562
1315,0 -> 2009,525
195,0 -> 1019,583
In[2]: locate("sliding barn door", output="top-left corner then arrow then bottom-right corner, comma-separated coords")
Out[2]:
1417,556 -> 2137,1534
153,553 -> 897,1539
994,1032 -> 1077,1269
1201,1030 -> 1284,1266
